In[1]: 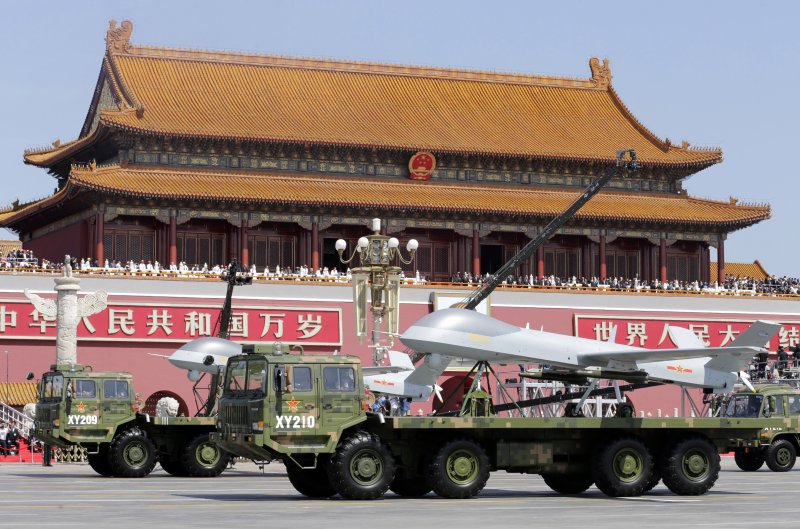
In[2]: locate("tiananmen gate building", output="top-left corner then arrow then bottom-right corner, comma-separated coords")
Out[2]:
0,20 -> 770,284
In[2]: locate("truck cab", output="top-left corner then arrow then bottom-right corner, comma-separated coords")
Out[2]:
215,345 -> 366,462
34,364 -> 136,449
726,384 -> 800,472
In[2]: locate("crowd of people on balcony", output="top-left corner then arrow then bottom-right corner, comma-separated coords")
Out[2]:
2,251 -> 800,297
450,271 -> 800,296
749,344 -> 800,380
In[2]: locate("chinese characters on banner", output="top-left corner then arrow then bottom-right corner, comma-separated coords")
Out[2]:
575,315 -> 799,350
0,301 -> 342,345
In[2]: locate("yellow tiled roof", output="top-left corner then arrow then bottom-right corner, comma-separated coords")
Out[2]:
0,382 -> 38,407
3,165 -> 756,229
25,21 -> 721,168
0,240 -> 21,255
711,260 -> 769,280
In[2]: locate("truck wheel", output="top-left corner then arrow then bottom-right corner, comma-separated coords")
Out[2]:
108,428 -> 157,478
87,447 -> 114,477
734,450 -> 764,472
642,468 -> 661,493
765,439 -> 796,472
660,436 -> 719,495
390,468 -> 432,497
327,431 -> 395,500
285,459 -> 337,498
159,457 -> 188,476
427,438 -> 490,499
181,434 -> 230,477
541,473 -> 593,494
592,436 -> 653,497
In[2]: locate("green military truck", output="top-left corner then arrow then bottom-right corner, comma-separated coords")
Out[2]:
725,383 -> 800,472
33,363 -> 229,478
212,345 -> 776,500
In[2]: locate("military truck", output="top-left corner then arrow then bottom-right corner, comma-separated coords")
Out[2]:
725,383 -> 800,472
211,345 -> 778,500
34,363 -> 228,477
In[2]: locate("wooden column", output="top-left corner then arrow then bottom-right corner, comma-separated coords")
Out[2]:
169,215 -> 177,266
472,229 -> 480,276
717,234 -> 725,285
582,239 -> 591,278
94,212 -> 104,264
642,242 -> 651,282
599,234 -> 607,280
311,221 -> 319,272
659,237 -> 667,283
240,219 -> 249,267
456,236 -> 465,275
536,245 -> 544,278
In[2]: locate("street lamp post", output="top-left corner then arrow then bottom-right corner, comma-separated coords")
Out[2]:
336,218 -> 418,365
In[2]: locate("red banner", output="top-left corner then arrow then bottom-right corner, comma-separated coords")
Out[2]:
574,315 -> 799,350
0,300 -> 342,345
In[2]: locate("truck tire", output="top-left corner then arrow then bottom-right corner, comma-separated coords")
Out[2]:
87,447 -> 114,477
765,439 -> 796,472
159,457 -> 188,476
181,434 -> 230,477
327,431 -> 395,500
108,428 -> 157,478
285,459 -> 337,498
660,436 -> 719,495
734,450 -> 764,472
541,473 -> 593,494
642,468 -> 661,493
390,468 -> 432,497
592,436 -> 653,497
427,438 -> 490,499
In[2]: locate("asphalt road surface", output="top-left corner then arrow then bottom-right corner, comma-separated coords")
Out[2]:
0,458 -> 797,529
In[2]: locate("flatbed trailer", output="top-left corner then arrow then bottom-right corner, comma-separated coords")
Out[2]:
213,348 -> 773,499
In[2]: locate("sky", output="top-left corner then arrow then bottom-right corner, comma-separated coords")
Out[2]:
1,1 -> 798,276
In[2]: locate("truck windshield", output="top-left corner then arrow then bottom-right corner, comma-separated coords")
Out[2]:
40,373 -> 64,402
225,357 -> 267,395
724,394 -> 764,418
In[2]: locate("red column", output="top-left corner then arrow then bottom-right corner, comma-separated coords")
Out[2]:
311,221 -> 319,272
472,229 -> 480,276
536,245 -> 544,278
95,212 -> 104,264
660,237 -> 667,283
717,234 -> 725,285
599,234 -> 607,280
240,220 -> 249,267
642,242 -> 651,282
169,215 -> 177,266
456,236 -> 465,275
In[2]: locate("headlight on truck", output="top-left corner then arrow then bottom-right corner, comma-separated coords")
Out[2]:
53,419 -> 60,427
252,421 -> 263,432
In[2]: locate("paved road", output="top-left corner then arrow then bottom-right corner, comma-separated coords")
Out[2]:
0,459 -> 797,529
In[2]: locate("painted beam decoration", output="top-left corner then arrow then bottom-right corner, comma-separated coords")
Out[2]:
0,300 -> 342,345
575,314 -> 799,350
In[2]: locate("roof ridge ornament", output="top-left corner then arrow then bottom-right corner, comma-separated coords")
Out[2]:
589,57 -> 611,89
106,19 -> 133,54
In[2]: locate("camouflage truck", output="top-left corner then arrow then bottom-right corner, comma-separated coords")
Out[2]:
212,345 -> 774,500
33,363 -> 229,478
725,383 -> 800,472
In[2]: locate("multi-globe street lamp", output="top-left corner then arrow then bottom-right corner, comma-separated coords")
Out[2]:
336,219 -> 418,365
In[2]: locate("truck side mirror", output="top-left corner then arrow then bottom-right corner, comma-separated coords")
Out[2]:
768,396 -> 777,416
274,368 -> 284,392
